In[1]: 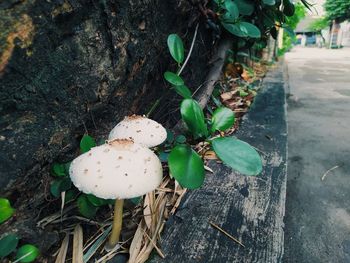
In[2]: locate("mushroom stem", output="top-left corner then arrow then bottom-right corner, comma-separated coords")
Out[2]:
108,199 -> 124,249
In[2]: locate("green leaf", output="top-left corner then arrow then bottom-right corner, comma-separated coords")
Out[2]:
173,85 -> 192,99
86,194 -> 110,207
235,0 -> 254,15
214,0 -> 225,5
210,107 -> 235,133
0,198 -> 15,224
51,163 -> 66,177
222,22 -> 246,37
0,234 -> 19,258
263,0 -> 275,5
223,0 -> 239,20
50,178 -> 72,198
166,129 -> 174,144
80,135 -> 96,153
159,151 -> 169,162
164,71 -> 184,86
239,90 -> 249,97
167,34 -> 185,64
212,137 -> 262,176
283,0 -> 295,16
130,197 -> 141,205
77,195 -> 99,218
175,135 -> 187,144
283,25 -> 296,38
64,189 -> 78,204
168,145 -> 205,189
15,244 -> 40,263
63,162 -> 71,174
238,22 -> 261,38
180,99 -> 208,139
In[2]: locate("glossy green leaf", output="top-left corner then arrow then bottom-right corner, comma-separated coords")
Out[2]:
180,99 -> 208,139
283,0 -> 295,16
77,195 -> 98,218
210,107 -> 235,133
0,234 -> 19,258
212,137 -> 262,176
130,196 -> 141,205
263,0 -> 275,5
223,0 -> 239,20
50,183 -> 59,198
175,135 -> 187,144
164,71 -> 184,86
168,145 -> 205,189
166,129 -> 174,144
173,84 -> 192,99
64,189 -> 78,204
283,25 -> 296,38
167,34 -> 184,64
158,151 -> 169,162
63,162 -> 71,174
80,135 -> 96,153
214,0 -> 225,4
0,198 -> 15,224
51,163 -> 66,177
15,244 -> 40,263
86,194 -> 110,207
235,0 -> 254,15
239,90 -> 249,97
222,22 -> 246,37
50,178 -> 72,198
239,22 -> 261,38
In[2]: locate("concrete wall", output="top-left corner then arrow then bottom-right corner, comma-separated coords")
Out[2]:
340,21 -> 350,47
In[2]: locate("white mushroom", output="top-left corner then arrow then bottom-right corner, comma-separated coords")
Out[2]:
108,115 -> 167,148
69,139 -> 163,248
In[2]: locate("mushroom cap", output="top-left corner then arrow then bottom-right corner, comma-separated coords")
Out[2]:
69,139 -> 163,200
108,115 -> 167,148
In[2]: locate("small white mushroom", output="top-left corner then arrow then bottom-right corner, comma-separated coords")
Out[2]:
69,139 -> 163,248
108,115 -> 167,148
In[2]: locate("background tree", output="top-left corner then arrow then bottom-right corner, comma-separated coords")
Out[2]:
324,0 -> 350,22
278,3 -> 306,55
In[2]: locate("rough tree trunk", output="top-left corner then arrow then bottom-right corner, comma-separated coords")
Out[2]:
0,0 -> 213,254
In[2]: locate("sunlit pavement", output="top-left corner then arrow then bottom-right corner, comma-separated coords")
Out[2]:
283,47 -> 350,263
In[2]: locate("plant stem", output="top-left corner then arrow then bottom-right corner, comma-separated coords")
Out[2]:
107,199 -> 124,249
178,23 -> 199,76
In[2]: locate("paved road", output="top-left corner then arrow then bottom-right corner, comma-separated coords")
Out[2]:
283,47 -> 350,263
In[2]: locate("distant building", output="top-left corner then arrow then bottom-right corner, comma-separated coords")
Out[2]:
295,16 -> 325,47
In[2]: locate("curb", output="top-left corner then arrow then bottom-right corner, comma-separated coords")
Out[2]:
150,62 -> 288,262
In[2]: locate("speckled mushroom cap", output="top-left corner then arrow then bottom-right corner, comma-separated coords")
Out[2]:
108,115 -> 167,148
69,139 -> 163,200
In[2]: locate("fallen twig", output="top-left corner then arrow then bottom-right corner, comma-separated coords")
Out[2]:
321,165 -> 340,181
209,221 -> 245,248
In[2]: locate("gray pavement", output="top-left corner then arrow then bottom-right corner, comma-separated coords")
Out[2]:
283,47 -> 350,263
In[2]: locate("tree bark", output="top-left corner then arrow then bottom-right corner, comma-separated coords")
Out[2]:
0,0 -> 213,253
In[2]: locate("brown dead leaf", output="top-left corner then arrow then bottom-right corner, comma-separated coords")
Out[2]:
73,224 -> 83,263
129,221 -> 145,262
241,69 -> 250,82
143,192 -> 155,232
55,233 -> 69,263
220,91 -> 233,101
204,150 -> 218,160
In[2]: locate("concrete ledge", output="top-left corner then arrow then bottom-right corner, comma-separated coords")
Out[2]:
150,63 -> 287,262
